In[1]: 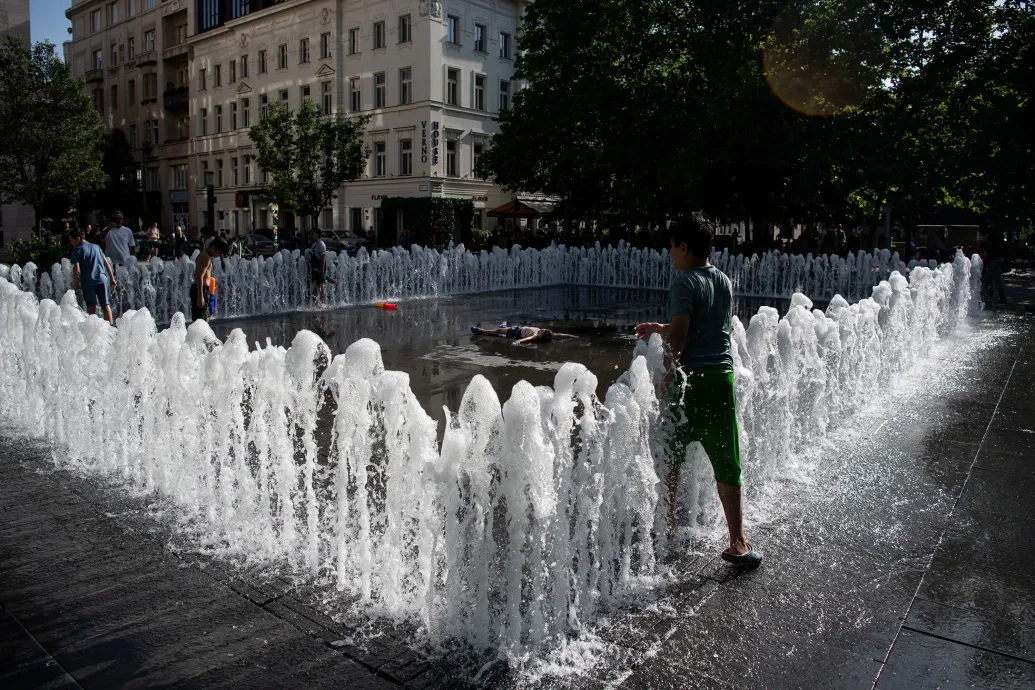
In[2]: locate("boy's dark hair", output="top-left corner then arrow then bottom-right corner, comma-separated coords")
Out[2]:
210,238 -> 230,254
668,213 -> 713,258
539,329 -> 554,342
68,226 -> 85,239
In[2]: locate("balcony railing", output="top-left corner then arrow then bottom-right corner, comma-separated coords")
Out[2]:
85,68 -> 104,82
163,43 -> 188,61
163,86 -> 189,110
135,51 -> 158,67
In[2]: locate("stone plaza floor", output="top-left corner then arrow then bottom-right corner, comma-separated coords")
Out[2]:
1,277 -> 1033,689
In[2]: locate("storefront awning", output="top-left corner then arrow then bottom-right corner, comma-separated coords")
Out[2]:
487,199 -> 555,218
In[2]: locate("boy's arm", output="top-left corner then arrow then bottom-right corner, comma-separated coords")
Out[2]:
194,256 -> 208,304
516,335 -> 536,344
104,257 -> 117,285
667,313 -> 691,363
71,263 -> 80,289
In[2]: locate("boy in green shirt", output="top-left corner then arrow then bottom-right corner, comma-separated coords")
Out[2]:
636,216 -> 761,569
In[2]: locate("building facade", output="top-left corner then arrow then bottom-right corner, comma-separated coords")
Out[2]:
65,0 -> 195,233
190,0 -> 521,241
0,0 -> 34,262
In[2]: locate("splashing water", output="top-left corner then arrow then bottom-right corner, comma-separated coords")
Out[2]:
0,251 -> 979,664
3,243 -> 937,324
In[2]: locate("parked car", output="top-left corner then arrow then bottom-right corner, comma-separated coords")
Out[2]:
241,232 -> 278,259
342,235 -> 370,256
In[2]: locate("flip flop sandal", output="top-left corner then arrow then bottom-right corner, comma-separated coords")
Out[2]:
721,546 -> 763,569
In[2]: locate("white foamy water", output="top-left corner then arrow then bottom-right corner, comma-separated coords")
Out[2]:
1,242 -> 934,324
0,251 -> 980,664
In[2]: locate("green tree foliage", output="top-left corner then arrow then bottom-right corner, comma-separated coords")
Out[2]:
82,128 -> 142,223
480,0 -> 1033,239
0,38 -> 106,236
249,98 -> 370,229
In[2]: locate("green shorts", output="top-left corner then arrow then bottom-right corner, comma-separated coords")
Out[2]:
666,367 -> 742,487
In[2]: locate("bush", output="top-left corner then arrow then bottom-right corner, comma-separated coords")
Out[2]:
6,234 -> 67,270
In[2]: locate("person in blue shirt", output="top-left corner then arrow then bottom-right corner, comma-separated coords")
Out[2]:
69,226 -> 118,325
636,215 -> 761,570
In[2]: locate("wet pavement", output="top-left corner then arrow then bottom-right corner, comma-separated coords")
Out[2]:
2,281 -> 1034,689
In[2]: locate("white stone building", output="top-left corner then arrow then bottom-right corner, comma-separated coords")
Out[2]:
65,0 -> 194,234
189,0 -> 521,242
0,0 -> 34,262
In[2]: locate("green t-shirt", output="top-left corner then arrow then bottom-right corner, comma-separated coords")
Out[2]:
668,265 -> 734,370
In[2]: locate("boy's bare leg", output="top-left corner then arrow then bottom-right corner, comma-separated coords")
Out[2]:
716,481 -> 749,555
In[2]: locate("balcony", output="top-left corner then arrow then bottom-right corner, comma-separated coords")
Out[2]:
107,66 -> 119,78
163,43 -> 188,61
135,51 -> 158,67
163,86 -> 188,110
85,68 -> 104,83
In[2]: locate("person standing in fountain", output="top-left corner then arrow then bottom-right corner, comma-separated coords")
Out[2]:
307,228 -> 328,303
68,226 -> 118,325
635,215 -> 761,569
104,211 -> 136,266
190,238 -> 229,323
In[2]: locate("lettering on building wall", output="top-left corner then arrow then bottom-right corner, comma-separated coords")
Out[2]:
472,195 -> 489,201
421,121 -> 428,163
371,194 -> 389,200
431,121 -> 439,166
418,184 -> 429,192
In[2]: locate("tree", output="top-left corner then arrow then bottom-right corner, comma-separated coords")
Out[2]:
82,128 -> 142,221
0,38 -> 106,236
249,98 -> 370,229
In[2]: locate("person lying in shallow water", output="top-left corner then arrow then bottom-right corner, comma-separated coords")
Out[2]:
470,324 -> 578,344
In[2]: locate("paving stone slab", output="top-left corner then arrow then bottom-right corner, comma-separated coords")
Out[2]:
936,509 -> 1035,576
955,467 -> 1035,520
877,629 -> 1035,690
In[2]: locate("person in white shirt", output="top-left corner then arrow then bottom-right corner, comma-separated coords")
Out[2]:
103,211 -> 136,266
470,324 -> 578,344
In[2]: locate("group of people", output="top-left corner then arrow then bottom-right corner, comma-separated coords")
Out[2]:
66,211 -> 760,569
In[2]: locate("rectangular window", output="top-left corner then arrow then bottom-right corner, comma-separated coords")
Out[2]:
260,93 -> 268,118
128,79 -> 135,103
92,49 -> 103,70
474,24 -> 486,52
447,15 -> 459,44
258,50 -> 267,73
400,138 -> 412,176
146,73 -> 158,100
231,157 -> 239,186
474,74 -> 485,111
322,207 -> 333,230
107,2 -> 118,26
299,38 -> 309,64
230,101 -> 238,129
499,80 -> 510,111
446,139 -> 458,176
199,67 -> 206,90
214,64 -> 221,87
374,141 -> 386,177
146,166 -> 160,191
240,54 -> 248,78
91,10 -> 101,32
129,0 -> 136,18
93,88 -> 104,113
348,28 -> 359,54
350,77 -> 361,112
446,68 -> 459,106
200,107 -> 208,135
146,0 -> 154,9
148,119 -> 158,145
128,36 -> 135,59
300,84 -> 311,106
229,59 -> 236,83
320,32 -> 331,59
373,21 -> 385,49
243,157 -> 251,184
398,15 -> 411,43
279,89 -> 289,108
144,29 -> 155,53
500,31 -> 511,59
215,104 -> 222,133
170,164 -> 188,190
201,160 -> 209,186
129,124 -> 137,147
111,84 -> 118,110
177,24 -> 187,44
242,98 -> 250,127
374,72 -> 385,108
110,43 -> 118,67
216,158 -> 224,187
473,142 -> 484,177
399,67 -> 411,105
277,44 -> 287,69
260,208 -> 268,226
321,82 -> 332,115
